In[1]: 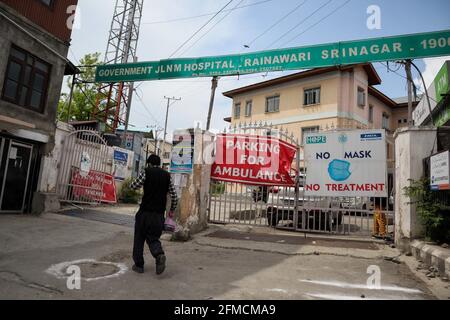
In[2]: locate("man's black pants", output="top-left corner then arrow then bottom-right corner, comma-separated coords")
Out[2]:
133,210 -> 165,268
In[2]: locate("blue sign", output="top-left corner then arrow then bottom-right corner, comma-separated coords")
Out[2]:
114,150 -> 128,162
360,133 -> 382,141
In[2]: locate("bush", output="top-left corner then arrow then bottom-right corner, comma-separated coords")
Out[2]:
119,178 -> 141,204
403,178 -> 450,243
211,181 -> 225,195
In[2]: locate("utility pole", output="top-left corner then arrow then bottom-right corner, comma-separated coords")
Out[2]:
155,127 -> 163,155
147,125 -> 163,155
410,60 -> 434,126
206,76 -> 219,131
163,96 -> 181,160
405,59 -> 414,126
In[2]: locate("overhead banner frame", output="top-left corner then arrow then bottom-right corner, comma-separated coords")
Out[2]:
95,29 -> 450,83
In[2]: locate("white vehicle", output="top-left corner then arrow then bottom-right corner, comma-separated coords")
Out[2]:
264,177 -> 344,230
340,197 -> 374,212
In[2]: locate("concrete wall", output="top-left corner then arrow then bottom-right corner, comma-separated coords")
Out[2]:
32,121 -> 72,214
394,127 -> 437,251
172,129 -> 214,240
0,3 -> 70,154
37,121 -> 73,193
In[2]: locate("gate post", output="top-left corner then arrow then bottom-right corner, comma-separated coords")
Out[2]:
394,126 -> 437,251
172,128 -> 214,241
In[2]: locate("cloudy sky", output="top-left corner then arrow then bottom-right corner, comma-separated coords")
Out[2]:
68,0 -> 450,137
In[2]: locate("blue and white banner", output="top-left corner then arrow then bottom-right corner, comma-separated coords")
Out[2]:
170,129 -> 195,174
304,129 -> 387,197
113,149 -> 129,181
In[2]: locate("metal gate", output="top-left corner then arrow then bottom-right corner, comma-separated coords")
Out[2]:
56,128 -> 111,205
208,123 -> 394,238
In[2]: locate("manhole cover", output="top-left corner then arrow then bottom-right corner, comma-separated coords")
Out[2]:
74,262 -> 120,278
46,259 -> 128,281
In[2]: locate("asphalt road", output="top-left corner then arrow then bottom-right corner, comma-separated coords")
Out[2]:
0,213 -> 439,300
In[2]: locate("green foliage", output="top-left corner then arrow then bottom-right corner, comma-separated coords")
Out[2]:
119,178 -> 141,204
403,178 -> 450,243
211,181 -> 225,195
58,53 -> 111,122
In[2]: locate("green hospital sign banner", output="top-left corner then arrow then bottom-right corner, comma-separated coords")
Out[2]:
95,29 -> 450,83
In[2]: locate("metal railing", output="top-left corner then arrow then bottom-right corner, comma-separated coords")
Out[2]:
56,128 -> 112,205
208,122 -> 394,238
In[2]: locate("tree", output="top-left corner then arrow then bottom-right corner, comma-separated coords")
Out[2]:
57,53 -> 103,122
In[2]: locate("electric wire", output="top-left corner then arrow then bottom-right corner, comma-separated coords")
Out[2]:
178,0 -> 246,57
241,0 -> 308,51
279,0 -> 352,48
134,90 -> 165,127
142,0 -> 273,25
378,61 -> 438,103
168,0 -> 235,58
265,0 -> 333,49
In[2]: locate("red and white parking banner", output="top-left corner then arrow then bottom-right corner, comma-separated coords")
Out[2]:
211,134 -> 296,186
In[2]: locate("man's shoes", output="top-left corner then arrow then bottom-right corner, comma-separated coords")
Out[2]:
132,265 -> 144,274
156,254 -> 166,275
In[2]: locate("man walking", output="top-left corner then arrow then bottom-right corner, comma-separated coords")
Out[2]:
130,154 -> 178,275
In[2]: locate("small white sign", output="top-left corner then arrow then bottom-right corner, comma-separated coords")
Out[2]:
430,151 -> 450,190
80,152 -> 91,177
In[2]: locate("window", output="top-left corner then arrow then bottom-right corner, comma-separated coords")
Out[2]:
302,126 -> 320,143
368,105 -> 374,123
357,87 -> 366,107
2,45 -> 51,112
39,0 -> 54,7
265,95 -> 280,113
234,103 -> 241,119
163,152 -> 171,159
304,87 -> 320,106
245,100 -> 252,117
382,113 -> 390,130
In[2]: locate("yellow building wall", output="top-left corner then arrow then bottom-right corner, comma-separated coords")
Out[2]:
391,108 -> 409,130
231,72 -> 340,125
227,67 -> 399,171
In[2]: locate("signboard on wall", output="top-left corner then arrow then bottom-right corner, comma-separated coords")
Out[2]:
413,61 -> 450,125
170,129 -> 195,174
71,168 -> 117,203
96,29 -> 450,83
304,130 -> 387,197
430,151 -> 450,190
211,134 -> 297,186
113,149 -> 129,181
